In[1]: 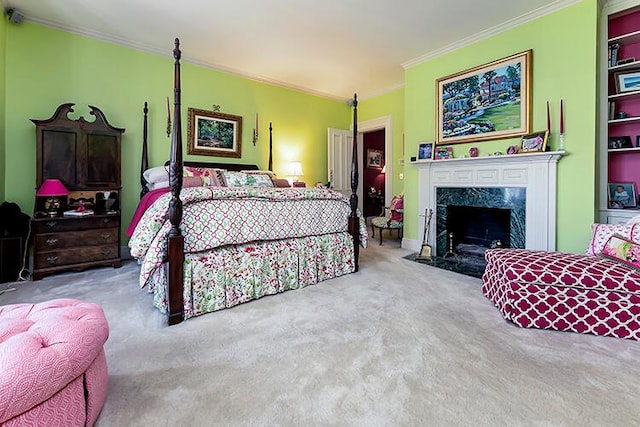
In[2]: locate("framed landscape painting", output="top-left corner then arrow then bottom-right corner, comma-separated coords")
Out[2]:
436,50 -> 532,145
187,108 -> 243,158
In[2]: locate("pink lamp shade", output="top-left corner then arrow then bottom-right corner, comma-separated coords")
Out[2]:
36,179 -> 69,196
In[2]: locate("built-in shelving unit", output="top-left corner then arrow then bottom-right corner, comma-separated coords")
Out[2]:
598,1 -> 640,224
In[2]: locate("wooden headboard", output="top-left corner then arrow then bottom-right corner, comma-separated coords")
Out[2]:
164,161 -> 259,171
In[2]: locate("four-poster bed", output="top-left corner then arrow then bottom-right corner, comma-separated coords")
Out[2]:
129,39 -> 363,325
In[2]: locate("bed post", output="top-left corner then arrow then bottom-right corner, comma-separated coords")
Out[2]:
167,38 -> 184,326
348,94 -> 360,272
268,122 -> 273,172
140,102 -> 149,199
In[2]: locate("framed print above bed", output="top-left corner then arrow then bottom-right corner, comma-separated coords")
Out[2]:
436,50 -> 532,145
187,108 -> 243,158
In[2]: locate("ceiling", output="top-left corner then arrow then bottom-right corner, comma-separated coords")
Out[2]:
3,0 -> 575,100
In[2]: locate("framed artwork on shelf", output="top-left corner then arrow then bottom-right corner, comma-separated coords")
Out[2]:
519,130 -> 548,153
366,149 -> 383,169
608,136 -> 633,149
417,142 -> 434,160
608,182 -> 637,209
436,50 -> 532,145
187,108 -> 243,158
614,71 -> 640,94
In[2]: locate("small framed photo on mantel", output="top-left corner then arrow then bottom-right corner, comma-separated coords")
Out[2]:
417,142 -> 434,160
519,130 -> 548,153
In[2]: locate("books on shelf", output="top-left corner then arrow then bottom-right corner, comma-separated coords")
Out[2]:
609,43 -> 620,67
63,209 -> 94,217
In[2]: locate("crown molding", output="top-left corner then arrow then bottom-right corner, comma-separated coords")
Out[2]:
602,0 -> 640,14
359,82 -> 405,101
24,16 -> 350,102
402,0 -> 582,69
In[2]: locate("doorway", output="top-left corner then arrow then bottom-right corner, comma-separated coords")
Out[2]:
363,129 -> 385,217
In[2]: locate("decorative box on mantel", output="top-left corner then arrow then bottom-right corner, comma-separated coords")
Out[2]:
409,150 -> 566,255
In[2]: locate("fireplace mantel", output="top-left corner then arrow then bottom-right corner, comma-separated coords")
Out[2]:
410,150 -> 566,253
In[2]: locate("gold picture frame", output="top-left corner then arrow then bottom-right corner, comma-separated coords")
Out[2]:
187,108 -> 243,158
519,130 -> 548,153
436,50 -> 532,145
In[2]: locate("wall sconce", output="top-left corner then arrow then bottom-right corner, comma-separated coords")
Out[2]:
36,179 -> 69,216
289,161 -> 304,183
253,112 -> 259,146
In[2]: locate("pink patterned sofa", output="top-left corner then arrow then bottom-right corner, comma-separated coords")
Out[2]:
0,299 -> 109,426
482,222 -> 640,340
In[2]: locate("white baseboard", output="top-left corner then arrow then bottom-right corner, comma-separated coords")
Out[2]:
402,238 -> 421,252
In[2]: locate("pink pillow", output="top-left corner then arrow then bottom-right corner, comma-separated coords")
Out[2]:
586,223 -> 640,256
390,196 -> 403,222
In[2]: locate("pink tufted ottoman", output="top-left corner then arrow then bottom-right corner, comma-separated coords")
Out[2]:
482,249 -> 640,340
0,299 -> 109,426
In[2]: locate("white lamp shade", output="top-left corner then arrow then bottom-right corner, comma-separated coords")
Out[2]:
289,161 -> 304,177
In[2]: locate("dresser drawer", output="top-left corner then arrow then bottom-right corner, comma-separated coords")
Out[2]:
35,228 -> 119,251
33,215 -> 120,233
34,244 -> 119,269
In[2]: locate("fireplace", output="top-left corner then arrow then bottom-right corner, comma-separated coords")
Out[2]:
411,151 -> 564,257
409,151 -> 564,276
446,205 -> 511,255
435,186 -> 526,258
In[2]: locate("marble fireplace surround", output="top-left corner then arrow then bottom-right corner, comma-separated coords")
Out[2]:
408,151 -> 565,254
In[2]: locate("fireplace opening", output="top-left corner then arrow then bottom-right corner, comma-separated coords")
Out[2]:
446,205 -> 511,256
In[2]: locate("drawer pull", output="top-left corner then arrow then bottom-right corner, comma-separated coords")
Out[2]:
46,238 -> 59,246
46,221 -> 58,229
46,255 -> 59,265
101,233 -> 111,240
102,218 -> 111,224
102,249 -> 112,256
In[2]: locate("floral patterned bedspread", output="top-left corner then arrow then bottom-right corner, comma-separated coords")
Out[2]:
129,186 -> 368,287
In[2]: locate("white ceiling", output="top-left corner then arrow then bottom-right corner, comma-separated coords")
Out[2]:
3,0 -> 576,100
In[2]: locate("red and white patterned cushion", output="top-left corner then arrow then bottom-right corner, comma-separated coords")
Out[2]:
482,248 -> 640,340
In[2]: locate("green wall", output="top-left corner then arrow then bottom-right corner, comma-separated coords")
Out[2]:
402,0 -> 597,253
0,16 -> 6,202
360,88 -> 405,197
4,23 -> 351,239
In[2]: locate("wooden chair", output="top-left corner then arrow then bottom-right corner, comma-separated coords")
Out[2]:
371,195 -> 403,245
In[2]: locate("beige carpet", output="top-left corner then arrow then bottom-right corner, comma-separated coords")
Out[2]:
2,238 -> 640,426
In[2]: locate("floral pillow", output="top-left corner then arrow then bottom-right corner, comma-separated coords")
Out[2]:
184,167 -> 225,187
600,233 -> 640,271
586,222 -> 640,256
223,171 -> 274,187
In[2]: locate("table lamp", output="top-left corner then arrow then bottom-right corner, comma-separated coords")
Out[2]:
36,179 -> 69,216
289,161 -> 304,182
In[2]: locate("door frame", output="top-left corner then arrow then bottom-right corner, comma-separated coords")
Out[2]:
357,115 -> 393,207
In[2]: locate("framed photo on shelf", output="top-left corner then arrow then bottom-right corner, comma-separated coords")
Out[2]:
436,50 -> 532,145
519,130 -> 548,153
608,182 -> 637,209
187,108 -> 243,158
366,148 -> 383,169
614,70 -> 640,94
417,142 -> 434,160
608,136 -> 633,149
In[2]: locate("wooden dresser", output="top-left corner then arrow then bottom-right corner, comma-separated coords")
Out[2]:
32,214 -> 121,280
31,104 -> 124,280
